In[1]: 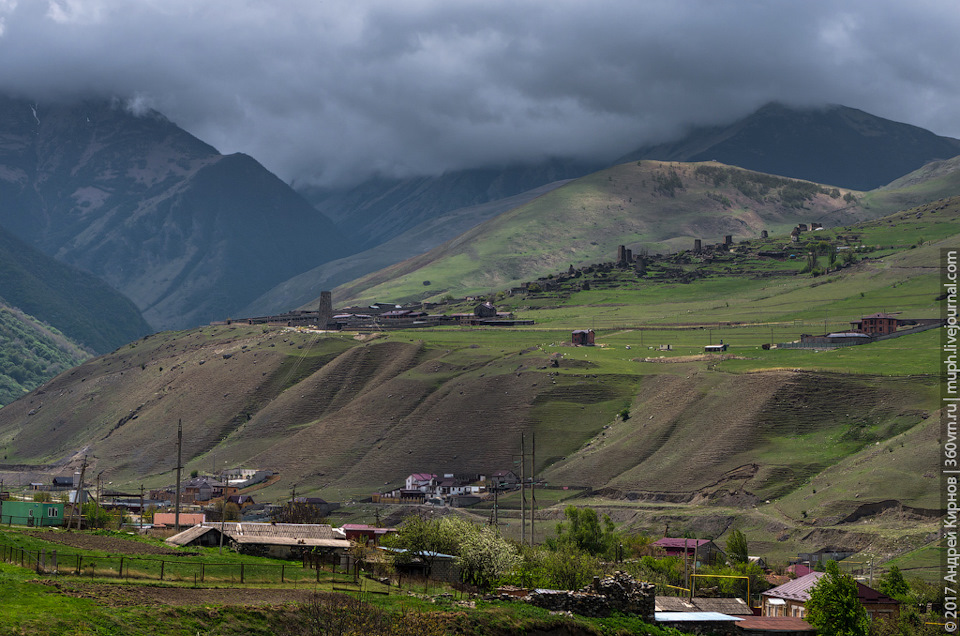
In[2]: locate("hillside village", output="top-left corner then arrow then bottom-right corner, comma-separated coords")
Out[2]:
0,103 -> 953,635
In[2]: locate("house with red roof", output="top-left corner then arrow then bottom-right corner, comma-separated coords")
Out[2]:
652,538 -> 723,565
850,312 -> 901,336
341,523 -> 397,545
405,473 -> 437,492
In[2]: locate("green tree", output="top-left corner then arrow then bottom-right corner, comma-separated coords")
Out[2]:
726,529 -> 748,565
805,561 -> 868,636
549,505 -> 617,557
540,544 -> 602,590
877,565 -> 910,601
81,502 -> 112,529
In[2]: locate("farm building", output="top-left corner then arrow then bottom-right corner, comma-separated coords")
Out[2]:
490,470 -> 519,489
704,343 -> 728,352
850,312 -> 900,336
652,538 -> 724,565
52,476 -> 75,489
0,500 -> 65,527
736,616 -> 816,635
572,329 -> 595,346
474,302 -> 498,318
165,522 -> 350,559
342,523 -> 397,545
378,546 -> 461,583
152,512 -> 206,529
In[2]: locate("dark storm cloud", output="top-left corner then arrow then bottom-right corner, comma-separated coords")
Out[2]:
1,0 -> 958,186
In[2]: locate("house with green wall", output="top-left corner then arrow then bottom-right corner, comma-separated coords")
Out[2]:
0,500 -> 65,527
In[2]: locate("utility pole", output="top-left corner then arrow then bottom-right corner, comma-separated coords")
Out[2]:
139,485 -> 144,532
530,432 -> 536,546
95,472 -> 103,529
67,456 -> 88,532
174,419 -> 183,533
520,433 -> 526,547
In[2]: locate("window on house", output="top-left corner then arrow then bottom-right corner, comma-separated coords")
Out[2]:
48,508 -> 59,517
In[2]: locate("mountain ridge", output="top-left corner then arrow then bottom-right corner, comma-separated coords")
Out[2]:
618,102 -> 960,190
0,95 -> 356,330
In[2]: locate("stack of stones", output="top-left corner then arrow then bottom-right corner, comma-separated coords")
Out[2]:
525,571 -> 655,621
589,571 -> 656,622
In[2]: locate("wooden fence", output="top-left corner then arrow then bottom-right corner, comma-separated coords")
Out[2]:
0,542 -> 362,587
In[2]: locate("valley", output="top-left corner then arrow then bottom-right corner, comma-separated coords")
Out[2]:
0,198 -> 949,581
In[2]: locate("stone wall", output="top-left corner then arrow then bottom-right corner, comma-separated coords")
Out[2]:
525,571 -> 655,621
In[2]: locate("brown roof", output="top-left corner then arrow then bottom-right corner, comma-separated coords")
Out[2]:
737,616 -> 816,632
165,522 -> 351,549
655,597 -> 752,615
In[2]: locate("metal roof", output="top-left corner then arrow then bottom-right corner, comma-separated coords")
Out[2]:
656,612 -> 743,622
165,522 -> 351,549
654,538 -> 715,549
762,572 -> 824,601
737,616 -> 816,632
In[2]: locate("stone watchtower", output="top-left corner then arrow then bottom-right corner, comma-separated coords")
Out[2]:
318,291 -> 333,328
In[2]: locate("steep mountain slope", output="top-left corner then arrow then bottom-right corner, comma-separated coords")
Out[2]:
277,103 -> 959,310
0,96 -> 355,329
619,102 -> 960,190
242,180 -> 572,316
0,221 -> 150,354
330,160 -> 868,306
0,302 -> 89,406
299,158 -> 603,250
0,325 -> 934,503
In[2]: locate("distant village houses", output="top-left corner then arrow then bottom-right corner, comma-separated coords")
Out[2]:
375,470 -> 519,506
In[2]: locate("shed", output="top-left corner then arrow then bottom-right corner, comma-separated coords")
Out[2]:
655,611 -> 743,635
165,522 -> 350,559
342,523 -> 397,545
736,616 -> 815,635
0,501 -> 65,527
572,329 -> 595,346
153,512 -> 206,528
704,343 -> 728,353
653,538 -> 724,565
378,546 -> 461,583
474,302 -> 498,318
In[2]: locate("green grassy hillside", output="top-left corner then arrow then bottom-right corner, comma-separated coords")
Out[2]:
333,160 -> 869,306
331,157 -> 960,309
0,196 -> 948,570
0,303 -> 90,405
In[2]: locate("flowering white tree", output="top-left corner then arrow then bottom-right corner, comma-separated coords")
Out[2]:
456,525 -> 519,590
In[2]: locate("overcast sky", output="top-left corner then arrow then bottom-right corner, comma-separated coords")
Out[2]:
1,0 -> 958,187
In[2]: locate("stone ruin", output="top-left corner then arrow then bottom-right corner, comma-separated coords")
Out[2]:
524,571 -> 655,621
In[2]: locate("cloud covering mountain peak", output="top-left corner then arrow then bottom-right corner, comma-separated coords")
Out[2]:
1,1 -> 958,187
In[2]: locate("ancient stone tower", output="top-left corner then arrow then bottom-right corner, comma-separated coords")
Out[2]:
318,291 -> 333,328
